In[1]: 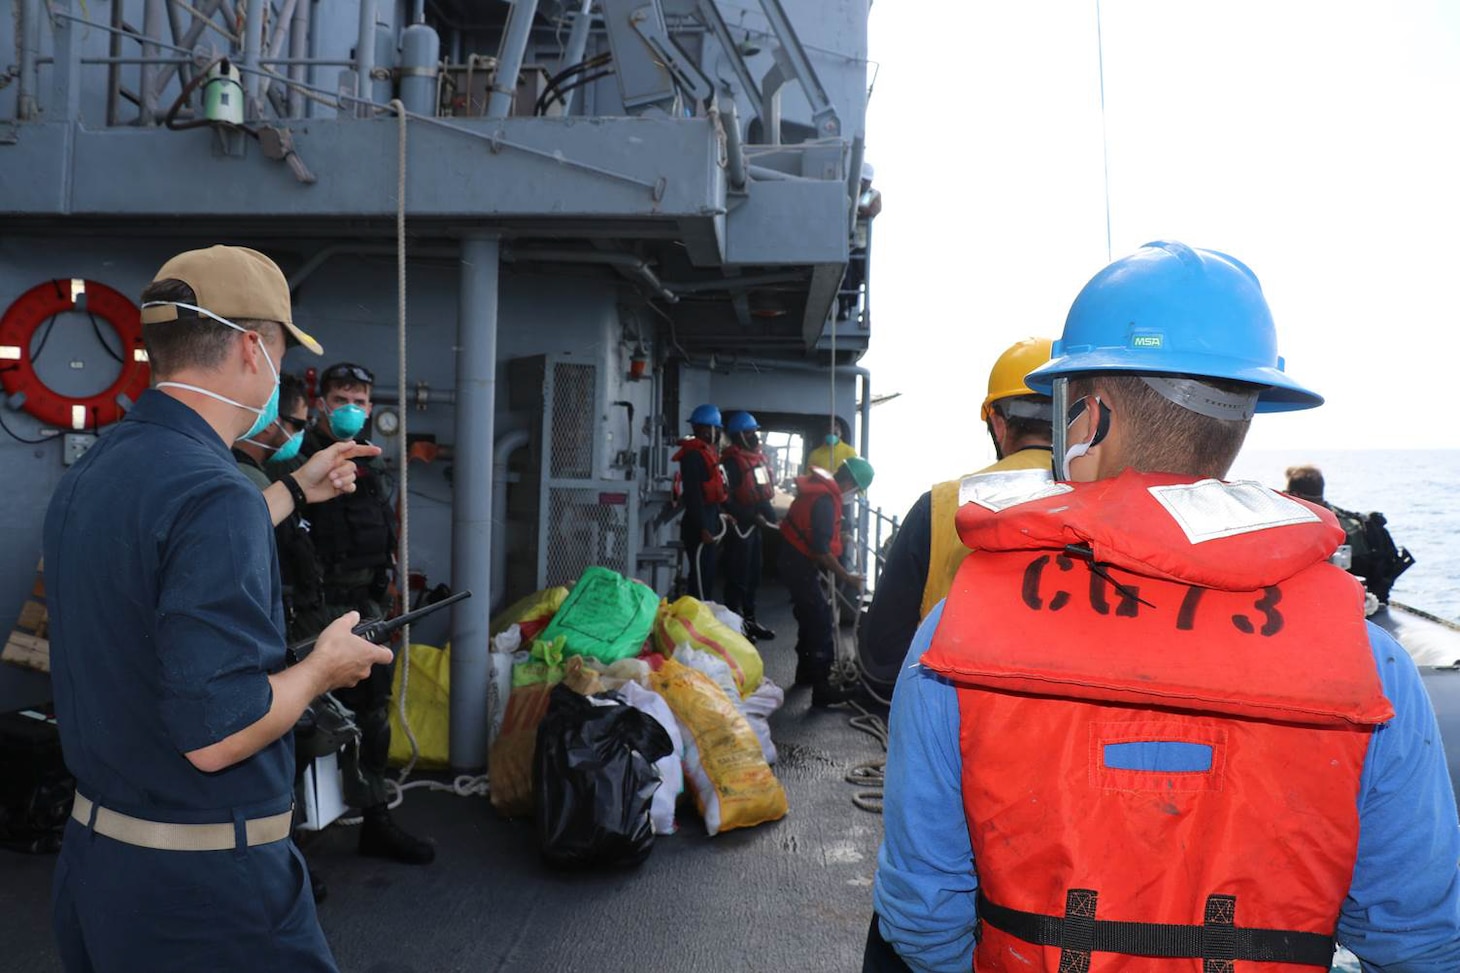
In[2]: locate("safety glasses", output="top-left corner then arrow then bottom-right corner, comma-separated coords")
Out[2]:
322,363 -> 374,386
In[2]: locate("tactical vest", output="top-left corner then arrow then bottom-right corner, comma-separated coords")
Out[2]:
780,469 -> 843,558
722,444 -> 776,507
921,470 -> 1392,973
302,429 -> 396,578
233,448 -> 327,633
268,458 -> 325,619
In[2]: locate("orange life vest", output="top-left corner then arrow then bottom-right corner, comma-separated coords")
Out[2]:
919,470 -> 1392,973
671,436 -> 728,505
722,444 -> 775,507
779,469 -> 843,558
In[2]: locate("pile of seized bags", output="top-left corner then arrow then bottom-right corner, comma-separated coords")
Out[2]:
390,565 -> 788,869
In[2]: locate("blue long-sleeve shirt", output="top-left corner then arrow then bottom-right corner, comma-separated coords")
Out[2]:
874,601 -> 1460,973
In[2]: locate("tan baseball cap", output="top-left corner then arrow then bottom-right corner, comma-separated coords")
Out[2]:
139,245 -> 323,355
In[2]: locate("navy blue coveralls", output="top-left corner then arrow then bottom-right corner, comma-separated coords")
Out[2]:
776,493 -> 838,682
678,447 -> 723,601
44,390 -> 336,973
722,455 -> 776,622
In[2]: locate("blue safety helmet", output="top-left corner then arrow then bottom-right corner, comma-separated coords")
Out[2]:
724,411 -> 759,434
689,403 -> 722,427
1024,241 -> 1323,412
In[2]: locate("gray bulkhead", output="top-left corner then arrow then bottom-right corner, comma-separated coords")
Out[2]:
0,0 -> 875,767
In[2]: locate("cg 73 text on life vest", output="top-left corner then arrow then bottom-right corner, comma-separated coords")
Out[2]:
1020,553 -> 1286,638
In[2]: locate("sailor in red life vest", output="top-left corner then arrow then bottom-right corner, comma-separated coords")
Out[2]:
869,242 -> 1460,973
720,411 -> 778,642
778,457 -> 874,705
673,404 -> 732,600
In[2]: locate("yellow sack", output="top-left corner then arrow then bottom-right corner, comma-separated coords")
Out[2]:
653,596 -> 763,696
387,643 -> 451,770
490,586 -> 571,640
487,681 -> 554,818
649,657 -> 787,836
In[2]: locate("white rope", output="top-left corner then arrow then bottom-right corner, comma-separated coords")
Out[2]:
828,580 -> 887,813
389,99 -> 422,782
845,700 -> 887,814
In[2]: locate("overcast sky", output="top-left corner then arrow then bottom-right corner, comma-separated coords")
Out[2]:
859,0 -> 1460,518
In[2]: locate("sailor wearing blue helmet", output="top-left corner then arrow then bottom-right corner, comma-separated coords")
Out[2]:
720,411 -> 779,642
873,242 -> 1460,972
673,404 -> 732,600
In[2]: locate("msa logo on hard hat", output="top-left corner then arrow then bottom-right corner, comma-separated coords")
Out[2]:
1131,334 -> 1164,349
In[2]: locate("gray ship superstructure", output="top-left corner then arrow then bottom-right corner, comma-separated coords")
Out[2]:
1,0 -> 878,768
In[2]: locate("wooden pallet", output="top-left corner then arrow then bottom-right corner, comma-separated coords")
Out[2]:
2,561 -> 49,673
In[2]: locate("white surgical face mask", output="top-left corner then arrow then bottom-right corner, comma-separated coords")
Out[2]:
145,301 -> 280,438
1058,394 -> 1110,481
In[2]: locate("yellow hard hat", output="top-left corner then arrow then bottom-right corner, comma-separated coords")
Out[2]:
980,337 -> 1055,421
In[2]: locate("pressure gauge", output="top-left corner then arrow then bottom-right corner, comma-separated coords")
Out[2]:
374,407 -> 401,437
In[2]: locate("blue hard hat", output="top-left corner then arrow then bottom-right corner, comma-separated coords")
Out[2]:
1025,241 -> 1322,412
724,411 -> 759,434
689,403 -> 722,427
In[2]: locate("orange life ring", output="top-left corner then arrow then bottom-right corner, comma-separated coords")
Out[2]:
0,279 -> 151,430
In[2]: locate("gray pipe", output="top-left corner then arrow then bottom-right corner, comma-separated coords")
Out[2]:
288,243 -> 459,292
106,0 -> 123,125
845,132 -> 865,234
355,0 -> 377,118
487,0 -> 541,118
746,163 -> 817,183
554,0 -> 594,115
449,233 -> 500,770
18,0 -> 40,120
501,248 -> 679,303
256,0 -> 300,104
490,429 -> 532,608
369,385 -> 458,407
412,0 -> 426,24
398,24 -> 441,116
147,0 -> 224,102
242,0 -> 264,117
140,0 -> 165,124
288,0 -> 310,118
720,95 -> 747,192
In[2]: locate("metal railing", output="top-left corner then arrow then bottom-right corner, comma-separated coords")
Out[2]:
852,494 -> 899,590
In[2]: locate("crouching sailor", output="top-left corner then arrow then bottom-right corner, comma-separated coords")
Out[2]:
871,241 -> 1460,972
44,246 -> 392,972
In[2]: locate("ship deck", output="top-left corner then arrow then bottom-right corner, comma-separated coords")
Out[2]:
1,585 -> 889,973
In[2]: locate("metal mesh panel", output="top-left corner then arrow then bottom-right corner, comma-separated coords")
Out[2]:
549,362 -> 596,479
543,487 -> 630,586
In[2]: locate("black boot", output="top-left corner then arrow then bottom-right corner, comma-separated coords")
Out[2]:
308,866 -> 328,904
744,618 -> 776,642
794,656 -> 814,687
811,679 -> 856,707
358,804 -> 435,865
810,665 -> 854,707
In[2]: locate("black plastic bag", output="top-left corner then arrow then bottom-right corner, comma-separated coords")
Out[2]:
534,684 -> 675,869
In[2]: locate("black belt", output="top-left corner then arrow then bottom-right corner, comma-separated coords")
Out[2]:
977,889 -> 1335,970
